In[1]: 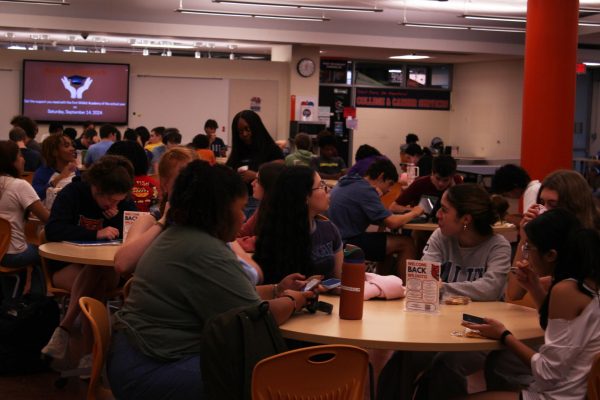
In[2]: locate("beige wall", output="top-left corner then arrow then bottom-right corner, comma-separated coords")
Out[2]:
353,108 -> 450,167
353,59 -> 524,166
0,49 -> 290,142
449,59 -> 524,160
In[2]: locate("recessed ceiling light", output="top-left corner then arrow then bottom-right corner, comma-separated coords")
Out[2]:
389,54 -> 431,60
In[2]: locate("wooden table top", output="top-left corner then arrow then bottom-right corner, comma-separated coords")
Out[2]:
38,242 -> 120,267
403,222 -> 516,233
280,295 -> 543,351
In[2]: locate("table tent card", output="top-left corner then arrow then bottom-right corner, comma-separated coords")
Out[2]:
123,211 -> 150,242
405,259 -> 441,314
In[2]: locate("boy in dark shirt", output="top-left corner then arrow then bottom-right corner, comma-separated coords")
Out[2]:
310,134 -> 346,180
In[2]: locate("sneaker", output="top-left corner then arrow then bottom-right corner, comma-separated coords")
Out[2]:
77,353 -> 93,380
41,327 -> 69,360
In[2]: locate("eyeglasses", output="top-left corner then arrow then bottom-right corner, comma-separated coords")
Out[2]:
312,181 -> 330,193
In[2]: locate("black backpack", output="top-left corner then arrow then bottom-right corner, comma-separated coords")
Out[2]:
200,301 -> 287,400
0,294 -> 60,374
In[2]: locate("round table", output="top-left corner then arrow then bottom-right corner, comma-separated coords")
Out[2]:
403,222 -> 516,234
38,242 -> 120,267
280,295 -> 543,351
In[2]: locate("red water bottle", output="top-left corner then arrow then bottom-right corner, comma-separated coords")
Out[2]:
339,245 -> 366,320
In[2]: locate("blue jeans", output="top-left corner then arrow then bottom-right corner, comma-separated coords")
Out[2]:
1,244 -> 42,297
1,244 -> 39,267
107,330 -> 203,400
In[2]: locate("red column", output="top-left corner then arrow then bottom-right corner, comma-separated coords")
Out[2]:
521,0 -> 579,180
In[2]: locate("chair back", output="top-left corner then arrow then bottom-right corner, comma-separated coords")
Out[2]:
252,344 -> 369,400
79,297 -> 112,400
0,217 -> 11,260
588,352 -> 600,399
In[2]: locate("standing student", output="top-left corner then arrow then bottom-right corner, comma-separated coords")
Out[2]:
41,155 -> 136,371
226,110 -> 284,216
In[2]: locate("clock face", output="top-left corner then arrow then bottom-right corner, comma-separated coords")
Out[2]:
297,58 -> 316,77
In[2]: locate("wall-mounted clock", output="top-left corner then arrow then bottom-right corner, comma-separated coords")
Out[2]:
297,58 -> 316,77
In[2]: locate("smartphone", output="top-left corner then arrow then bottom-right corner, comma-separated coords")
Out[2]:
462,313 -> 486,324
303,278 -> 321,292
321,278 -> 341,290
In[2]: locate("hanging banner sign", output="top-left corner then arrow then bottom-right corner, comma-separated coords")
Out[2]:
355,88 -> 450,110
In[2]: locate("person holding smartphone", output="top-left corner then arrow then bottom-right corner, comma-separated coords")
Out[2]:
107,161 -> 313,400
463,209 -> 600,400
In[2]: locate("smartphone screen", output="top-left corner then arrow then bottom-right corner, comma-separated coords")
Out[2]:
462,313 -> 485,324
303,278 -> 321,292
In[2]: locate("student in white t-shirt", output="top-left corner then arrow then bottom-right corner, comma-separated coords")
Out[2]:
0,141 -> 49,268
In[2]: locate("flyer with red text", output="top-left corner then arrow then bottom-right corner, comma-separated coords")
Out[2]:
405,259 -> 441,313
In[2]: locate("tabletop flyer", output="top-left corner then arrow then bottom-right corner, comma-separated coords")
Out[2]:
123,211 -> 150,242
405,259 -> 441,313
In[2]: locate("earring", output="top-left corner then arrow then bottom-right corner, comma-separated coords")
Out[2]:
463,223 -> 468,231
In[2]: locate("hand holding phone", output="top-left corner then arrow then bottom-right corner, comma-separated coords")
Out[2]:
303,278 -> 321,292
462,313 -> 486,324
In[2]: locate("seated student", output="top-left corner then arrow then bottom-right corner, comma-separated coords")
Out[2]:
506,169 -> 600,304
11,115 -> 41,153
8,127 -> 42,173
491,164 -> 541,226
113,147 -> 198,277
41,155 -> 137,370
236,161 -> 286,252
204,119 -> 226,157
389,154 -> 460,214
62,127 -> 77,142
84,124 -> 118,167
191,134 -> 217,166
464,211 -> 600,400
33,134 -> 79,202
144,126 -> 165,152
107,141 -> 159,212
0,141 -> 49,280
328,158 -> 423,279
73,128 -> 98,150
378,184 -> 511,400
285,133 -> 314,167
346,144 -> 387,177
254,166 -> 343,284
310,133 -> 346,180
152,128 -> 182,172
485,208 -> 582,392
107,161 -> 314,400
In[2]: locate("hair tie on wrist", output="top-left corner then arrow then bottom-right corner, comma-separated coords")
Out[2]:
500,329 -> 512,345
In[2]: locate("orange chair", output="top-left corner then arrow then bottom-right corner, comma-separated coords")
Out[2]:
0,217 -> 33,298
79,296 -> 113,400
588,353 -> 600,400
252,344 -> 369,400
